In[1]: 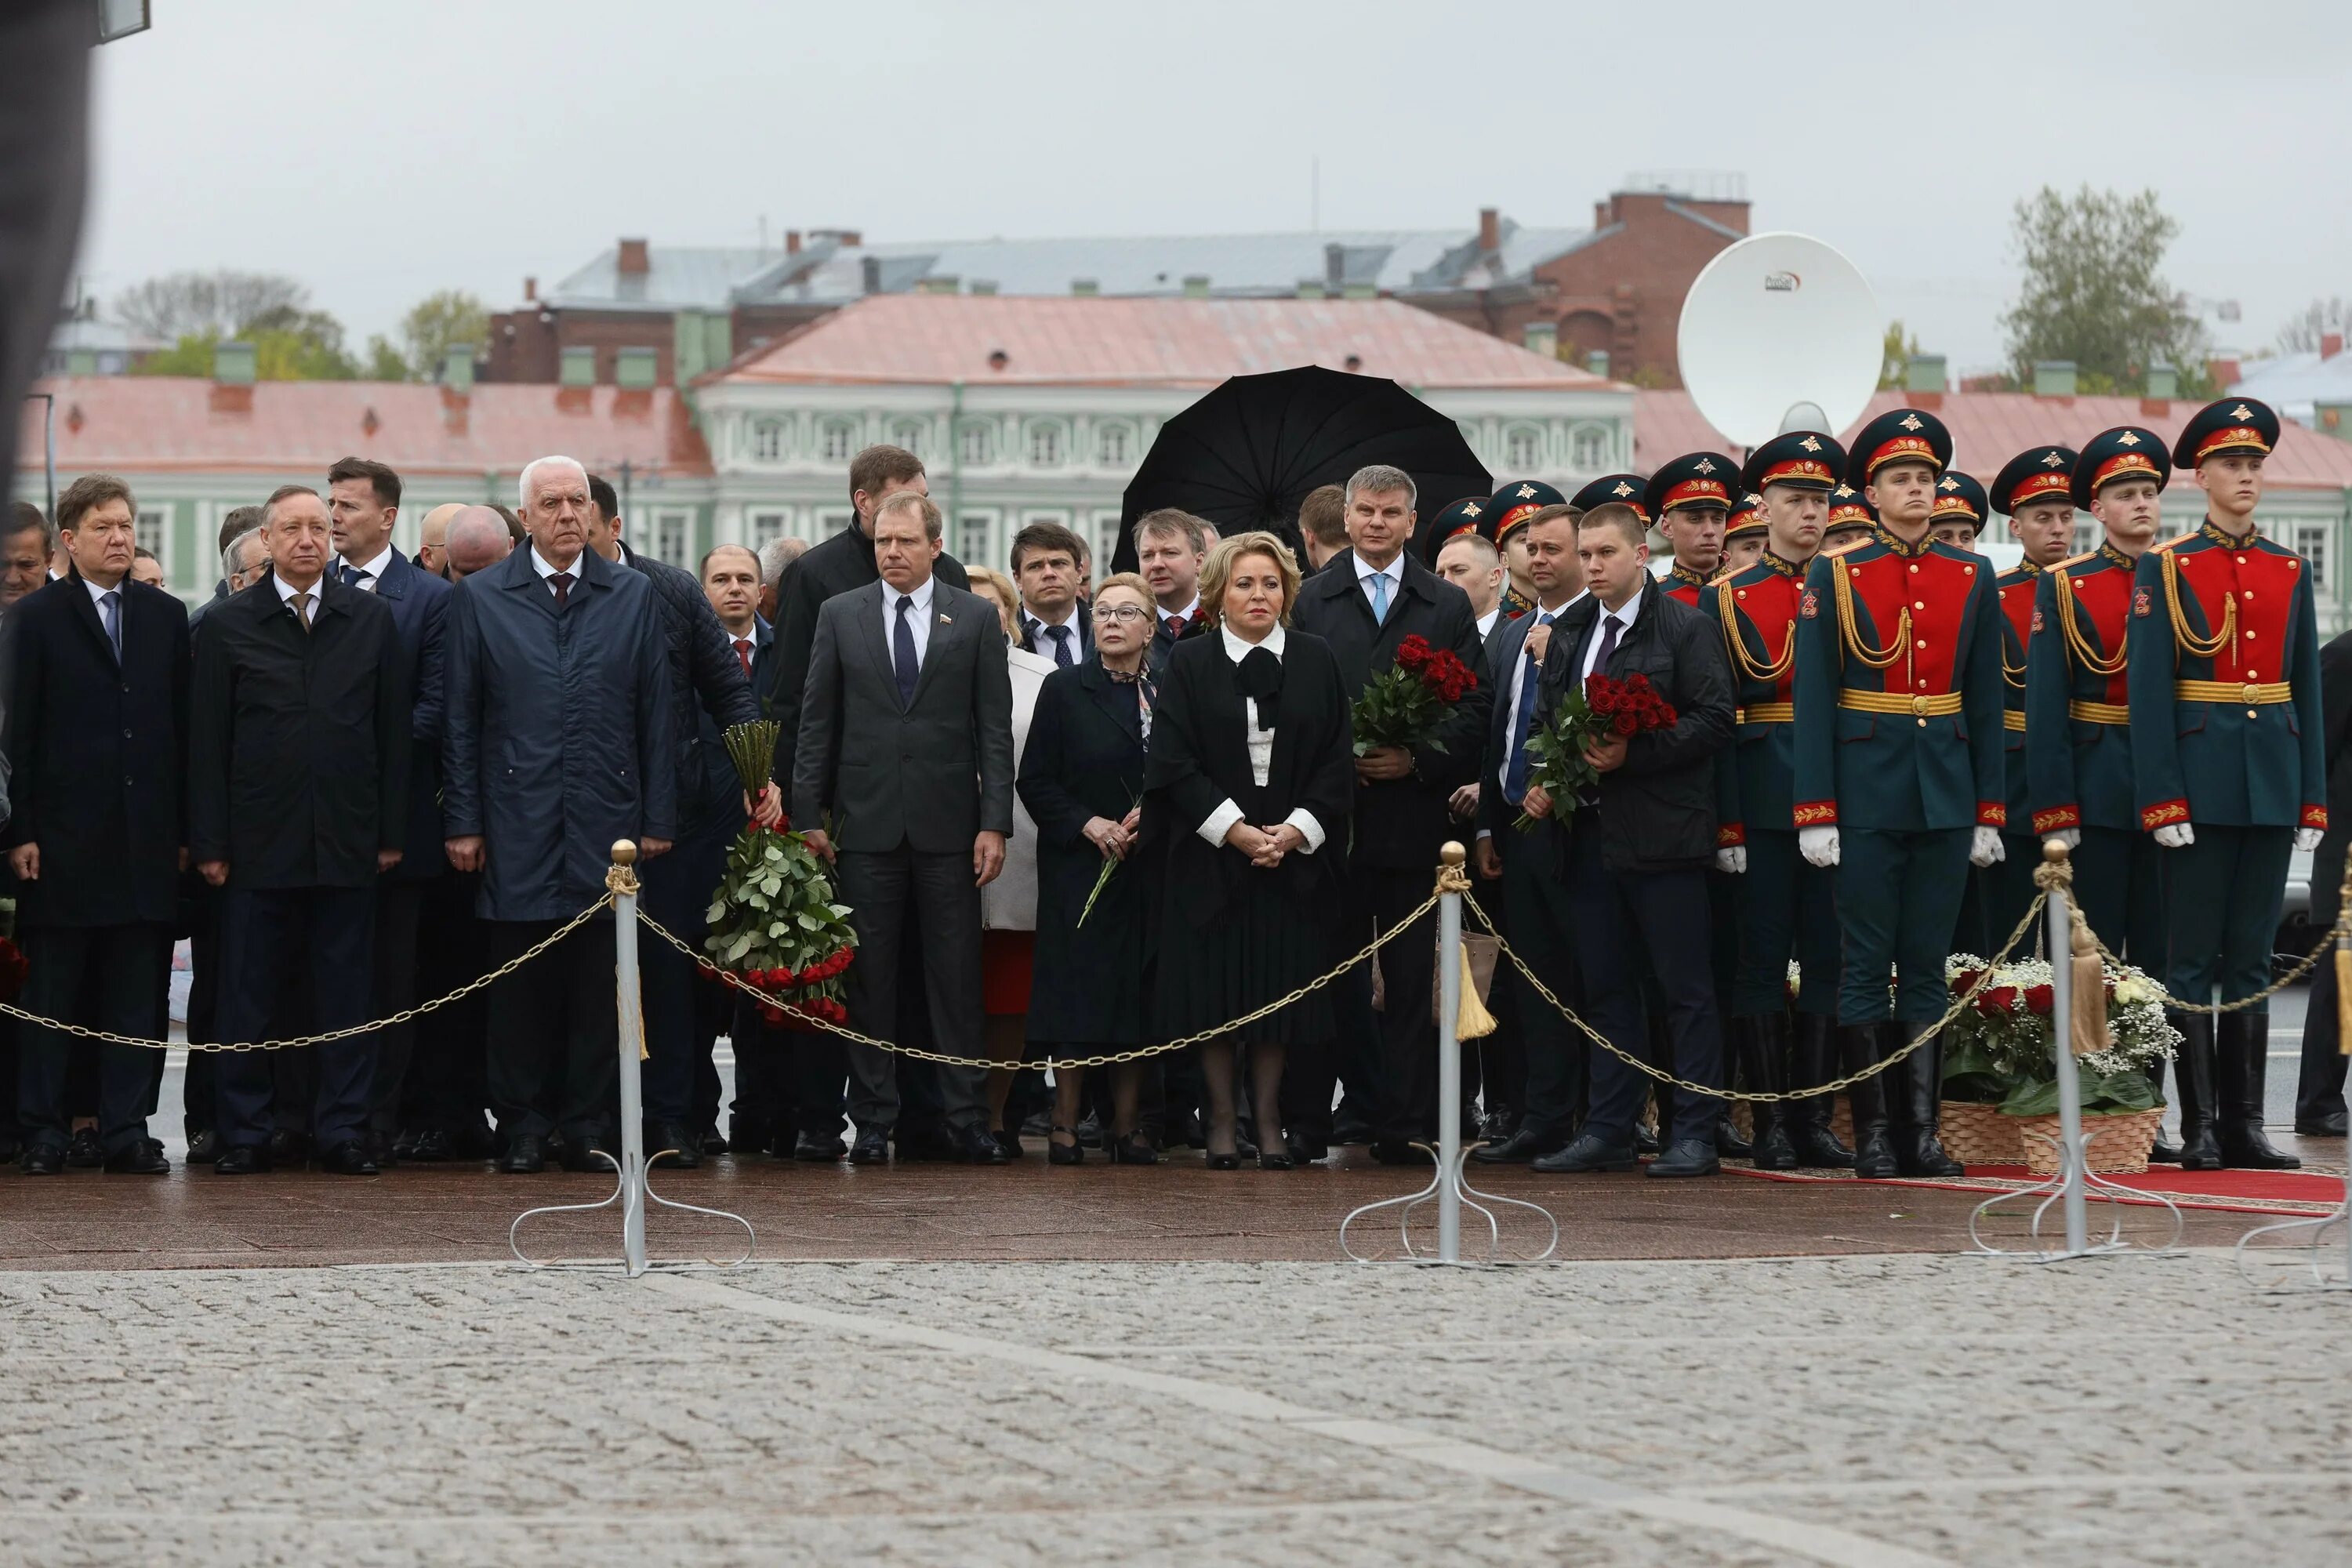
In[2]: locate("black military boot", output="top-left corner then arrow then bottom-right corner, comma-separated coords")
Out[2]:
1737,1014 -> 1798,1171
2170,1010 -> 2223,1171
2216,1011 -> 2300,1170
1892,1021 -> 1963,1177
2145,1061 -> 2183,1163
1786,1012 -> 1855,1168
1696,1011 -> 1751,1159
1840,1024 -> 1896,1178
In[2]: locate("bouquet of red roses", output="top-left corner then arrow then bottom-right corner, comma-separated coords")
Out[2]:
1352,633 -> 1478,757
1512,670 -> 1679,830
702,721 -> 859,1030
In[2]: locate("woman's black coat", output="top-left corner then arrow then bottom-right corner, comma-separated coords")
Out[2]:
1017,661 -> 1157,1045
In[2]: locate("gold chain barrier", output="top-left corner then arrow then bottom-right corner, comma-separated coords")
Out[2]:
0,895 -> 615,1052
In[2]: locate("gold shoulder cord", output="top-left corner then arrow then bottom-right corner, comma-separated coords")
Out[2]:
2000,610 -> 2028,688
2160,547 -> 2234,662
1715,580 -> 1794,685
1830,555 -> 1911,671
2050,566 -> 2126,677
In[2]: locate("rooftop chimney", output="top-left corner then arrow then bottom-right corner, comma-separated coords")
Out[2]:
212,339 -> 256,384
786,230 -> 802,254
2325,332 -> 2345,361
1181,274 -> 1210,298
523,276 -> 537,303
443,345 -> 475,390
1904,354 -> 1947,394
861,256 -> 882,295
2033,359 -> 2078,398
969,278 -> 998,296
1325,241 -> 1345,291
1478,207 -> 1501,253
2208,355 -> 2241,390
1586,349 -> 1610,379
1296,279 -> 1327,299
617,238 -> 649,276
1523,320 -> 1557,359
2146,361 -> 2178,400
1071,278 -> 1099,297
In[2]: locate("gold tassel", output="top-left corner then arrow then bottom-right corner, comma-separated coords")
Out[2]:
1456,949 -> 1497,1041
2336,942 -> 2350,1058
2068,910 -> 2107,1058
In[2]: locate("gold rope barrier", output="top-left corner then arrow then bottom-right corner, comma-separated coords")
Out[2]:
0,895 -> 615,1052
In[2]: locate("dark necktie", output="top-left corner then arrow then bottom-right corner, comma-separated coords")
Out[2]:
1164,615 -> 1185,640
100,588 -> 122,660
735,637 -> 754,677
1589,613 -> 1621,681
1503,610 -> 1556,802
894,594 -> 920,706
341,563 -> 372,590
551,571 -> 573,608
1046,623 -> 1073,666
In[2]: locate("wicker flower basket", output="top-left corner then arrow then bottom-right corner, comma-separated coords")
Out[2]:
1936,1101 -> 2022,1167
2014,1106 -> 2166,1176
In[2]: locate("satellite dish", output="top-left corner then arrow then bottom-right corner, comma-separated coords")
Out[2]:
1678,233 -> 1882,448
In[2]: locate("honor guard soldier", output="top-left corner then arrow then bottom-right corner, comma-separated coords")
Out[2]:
1646,452 -> 1740,605
1417,495 -> 1491,571
1820,484 -> 1876,553
1489,480 -> 1566,618
1723,492 -> 1768,574
2027,426 -> 2179,1160
1706,430 -> 1853,1170
1792,407 -> 2005,1178
2127,397 -> 2321,1171
1926,470 -> 1987,551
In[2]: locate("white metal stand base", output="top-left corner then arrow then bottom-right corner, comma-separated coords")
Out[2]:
2234,1169 -> 2352,1294
1339,1142 -> 1560,1266
1967,1123 -> 2184,1262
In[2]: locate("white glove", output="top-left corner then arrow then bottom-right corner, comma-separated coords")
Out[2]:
2296,826 -> 2325,853
2154,822 -> 2194,849
1798,826 -> 1839,868
1970,826 -> 2005,868
2048,828 -> 2081,851
1714,846 -> 1747,874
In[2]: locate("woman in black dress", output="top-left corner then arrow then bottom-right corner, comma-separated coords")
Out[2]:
1018,573 -> 1162,1165
1145,531 -> 1354,1169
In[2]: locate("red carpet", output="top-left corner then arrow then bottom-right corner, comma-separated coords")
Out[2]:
1730,1163 -> 2350,1217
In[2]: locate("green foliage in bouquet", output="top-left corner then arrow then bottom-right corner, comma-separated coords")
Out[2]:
1940,953 -> 2178,1116
702,721 -> 857,1028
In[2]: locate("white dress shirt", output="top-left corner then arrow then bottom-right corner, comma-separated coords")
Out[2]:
1196,622 -> 1325,854
1023,601 -> 1083,660
1353,550 -> 1403,618
880,574 -> 937,668
1474,605 -> 1501,644
83,574 -> 125,652
1156,593 -> 1200,634
273,569 -> 322,626
529,546 -> 583,596
1578,590 -> 1642,683
338,543 -> 394,592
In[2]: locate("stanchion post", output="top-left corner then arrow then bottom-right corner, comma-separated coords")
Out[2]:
2043,839 -> 2089,1257
611,840 -> 648,1279
1436,842 -> 1465,1265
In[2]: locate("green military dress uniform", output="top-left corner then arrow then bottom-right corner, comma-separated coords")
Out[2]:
2125,397 -> 2321,1171
1792,408 -> 2005,1178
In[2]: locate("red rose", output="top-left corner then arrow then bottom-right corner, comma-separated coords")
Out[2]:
1951,967 -> 1987,995
1983,985 -> 2020,1011
760,1004 -> 785,1026
1613,711 -> 1638,737
1585,674 -> 1617,713
2024,983 -> 2054,1014
1396,634 -> 1433,672
1654,703 -> 1678,728
779,966 -> 799,988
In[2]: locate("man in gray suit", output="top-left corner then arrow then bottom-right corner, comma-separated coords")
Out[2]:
793,491 -> 1015,1166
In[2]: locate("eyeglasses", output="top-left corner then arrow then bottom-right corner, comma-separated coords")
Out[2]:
1090,604 -> 1150,624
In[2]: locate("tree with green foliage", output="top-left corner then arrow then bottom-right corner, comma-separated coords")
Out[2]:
2001,186 -> 2209,396
1878,320 -> 1920,389
395,289 -> 489,381
112,269 -> 308,341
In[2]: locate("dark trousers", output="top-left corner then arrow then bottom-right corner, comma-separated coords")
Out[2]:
1835,827 -> 1971,1024
1465,875 -> 1521,1116
2073,825 -> 2166,967
837,847 -> 986,1133
183,887 -> 222,1137
407,871 -> 491,1138
1731,830 -> 1840,1016
361,880 -> 428,1135
2160,825 -> 2290,1007
16,923 -> 169,1155
640,808 -> 735,1125
2298,949 -> 2350,1127
1502,848 -> 1586,1143
486,916 -> 619,1142
215,887 -> 378,1150
1560,820 -> 1722,1145
1356,865 -> 1440,1144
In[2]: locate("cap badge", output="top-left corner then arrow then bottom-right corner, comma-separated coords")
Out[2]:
1798,436 -> 1823,452
1515,484 -> 1537,499
1611,481 -> 1634,497
2042,451 -> 2066,467
2117,430 -> 2141,446
1898,413 -> 1924,431
2231,405 -> 2254,419
1462,502 -> 1481,517
1693,458 -> 1716,474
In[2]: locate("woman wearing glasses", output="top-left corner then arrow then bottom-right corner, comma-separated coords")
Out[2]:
1018,573 -> 1166,1163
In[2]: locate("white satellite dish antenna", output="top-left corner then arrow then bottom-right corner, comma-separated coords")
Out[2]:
1678,232 -> 1883,448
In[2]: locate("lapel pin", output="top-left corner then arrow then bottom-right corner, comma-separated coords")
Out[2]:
938,612 -> 953,624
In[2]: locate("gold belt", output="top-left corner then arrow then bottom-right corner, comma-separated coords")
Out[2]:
2174,680 -> 2292,706
2067,699 -> 2129,725
1737,702 -> 1795,724
2002,710 -> 2026,732
1838,689 -> 1963,717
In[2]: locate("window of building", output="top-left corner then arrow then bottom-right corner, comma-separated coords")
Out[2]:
958,512 -> 995,567
2071,521 -> 2099,558
816,510 -> 855,540
750,419 -> 784,463
135,505 -> 169,577
890,420 -> 925,459
747,508 -> 789,549
820,420 -> 857,463
1504,426 -> 1542,472
2295,521 -> 2329,589
1097,423 -> 1130,466
1094,512 -> 1123,564
1029,423 -> 1063,466
1570,424 -> 1610,471
959,423 -> 995,466
646,508 -> 694,567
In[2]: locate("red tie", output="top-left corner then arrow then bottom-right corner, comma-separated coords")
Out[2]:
1165,615 -> 1185,639
735,637 -> 753,677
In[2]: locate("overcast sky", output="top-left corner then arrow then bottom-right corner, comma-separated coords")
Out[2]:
75,0 -> 2352,374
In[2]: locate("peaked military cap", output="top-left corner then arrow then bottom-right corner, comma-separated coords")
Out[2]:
1740,430 -> 1844,495
1725,491 -> 1767,538
2172,396 -> 2279,470
1487,479 -> 1566,545
1929,469 -> 1987,525
1989,445 -> 2081,515
1846,406 -> 1954,485
1823,483 -> 1876,533
1568,474 -> 1650,521
1643,451 -> 1740,520
1419,495 -> 1490,567
2071,426 -> 2171,509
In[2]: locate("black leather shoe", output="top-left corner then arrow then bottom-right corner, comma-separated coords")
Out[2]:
103,1138 -> 170,1174
19,1144 -> 66,1175
796,1131 -> 848,1162
66,1127 -> 103,1168
213,1144 -> 273,1175
1533,1133 -> 1638,1174
361,1129 -> 399,1169
2147,1131 -> 2184,1163
1646,1136 -> 1722,1178
267,1127 -> 312,1167
648,1121 -> 702,1170
1370,1139 -> 1432,1166
1283,1129 -> 1327,1163
500,1134 -> 546,1174
318,1139 -> 380,1176
699,1127 -> 729,1156
1109,1134 -> 1159,1165
953,1123 -> 1011,1164
2216,1013 -> 2300,1170
1472,1126 -> 1559,1164
1258,1149 -> 1295,1171
848,1128 -> 890,1165
2296,1111 -> 2349,1138
185,1128 -> 220,1164
561,1137 -> 616,1174
2169,1010 -> 2224,1171
1711,1114 -> 1753,1160
1331,1109 -> 1374,1146
994,1127 -> 1025,1160
1477,1105 -> 1518,1146
406,1128 -> 457,1163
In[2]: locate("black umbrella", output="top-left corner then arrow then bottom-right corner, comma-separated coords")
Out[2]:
1110,365 -> 1491,575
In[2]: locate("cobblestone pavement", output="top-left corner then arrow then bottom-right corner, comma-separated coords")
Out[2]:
5,1250 -> 2349,1566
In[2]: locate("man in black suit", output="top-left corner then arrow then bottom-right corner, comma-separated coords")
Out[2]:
792,491 -> 1016,1166
1519,500 -> 1735,1177
1137,509 -> 1210,677
325,456 -> 452,1167
1011,520 -> 1092,666
191,485 -> 412,1175
2296,627 -> 2352,1136
1291,464 -> 1492,1162
3,474 -> 189,1174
